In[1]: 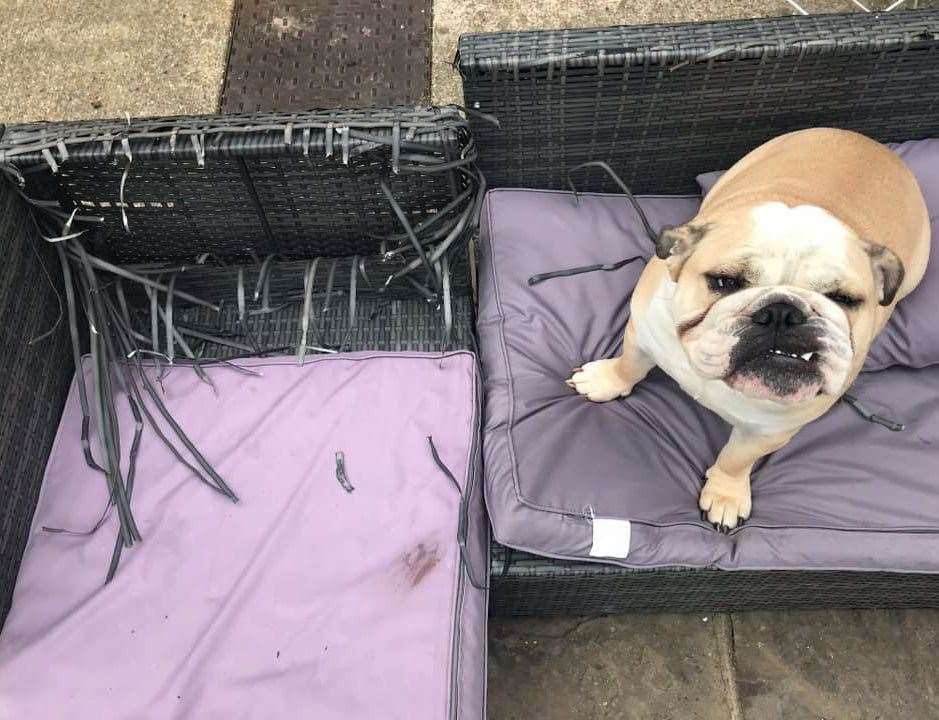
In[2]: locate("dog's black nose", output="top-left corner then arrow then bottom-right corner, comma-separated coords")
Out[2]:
752,302 -> 805,331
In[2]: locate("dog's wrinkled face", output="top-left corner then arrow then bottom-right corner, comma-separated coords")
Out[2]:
658,202 -> 904,405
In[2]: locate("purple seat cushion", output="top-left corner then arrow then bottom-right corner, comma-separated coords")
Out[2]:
0,353 -> 487,720
697,138 -> 939,372
479,188 -> 939,571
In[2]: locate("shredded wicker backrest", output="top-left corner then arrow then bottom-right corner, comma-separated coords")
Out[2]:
458,9 -> 939,195
0,108 -> 481,626
0,108 -> 474,263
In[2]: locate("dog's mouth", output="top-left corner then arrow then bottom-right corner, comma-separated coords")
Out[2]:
724,340 -> 824,405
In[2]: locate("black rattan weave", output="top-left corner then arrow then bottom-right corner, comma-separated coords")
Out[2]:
173,295 -> 475,359
488,545 -> 939,617
459,10 -> 939,195
0,176 -> 74,624
121,250 -> 476,357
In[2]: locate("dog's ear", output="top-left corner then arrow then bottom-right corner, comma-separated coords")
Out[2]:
655,223 -> 709,281
863,242 -> 905,306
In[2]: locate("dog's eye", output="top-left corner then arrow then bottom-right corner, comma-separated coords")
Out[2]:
825,291 -> 863,309
706,274 -> 745,293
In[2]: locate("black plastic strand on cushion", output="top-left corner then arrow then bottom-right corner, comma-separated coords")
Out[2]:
428,435 -> 488,592
567,161 -> 659,243
527,255 -> 645,286
526,161 -> 656,285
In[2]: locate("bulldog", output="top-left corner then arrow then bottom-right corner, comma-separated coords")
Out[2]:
567,128 -> 930,530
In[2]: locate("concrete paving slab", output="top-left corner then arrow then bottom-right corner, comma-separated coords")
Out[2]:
0,0 -> 233,124
488,614 -> 734,720
732,609 -> 939,719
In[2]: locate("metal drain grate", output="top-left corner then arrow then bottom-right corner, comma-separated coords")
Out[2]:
220,0 -> 433,112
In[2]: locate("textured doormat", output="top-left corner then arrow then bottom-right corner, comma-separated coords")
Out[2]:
221,0 -> 433,112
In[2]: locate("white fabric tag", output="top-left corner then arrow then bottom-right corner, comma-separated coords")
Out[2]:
589,517 -> 631,558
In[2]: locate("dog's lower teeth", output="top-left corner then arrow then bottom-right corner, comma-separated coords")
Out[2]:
768,349 -> 813,361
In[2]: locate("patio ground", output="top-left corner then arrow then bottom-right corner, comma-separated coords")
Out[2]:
2,1 -> 937,718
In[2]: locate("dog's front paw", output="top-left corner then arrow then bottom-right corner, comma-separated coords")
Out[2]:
566,359 -> 634,402
699,467 -> 752,531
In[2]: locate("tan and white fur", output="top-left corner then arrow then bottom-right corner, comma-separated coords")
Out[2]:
568,128 -> 930,529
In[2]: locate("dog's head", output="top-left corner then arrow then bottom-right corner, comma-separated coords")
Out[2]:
659,202 -> 904,405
